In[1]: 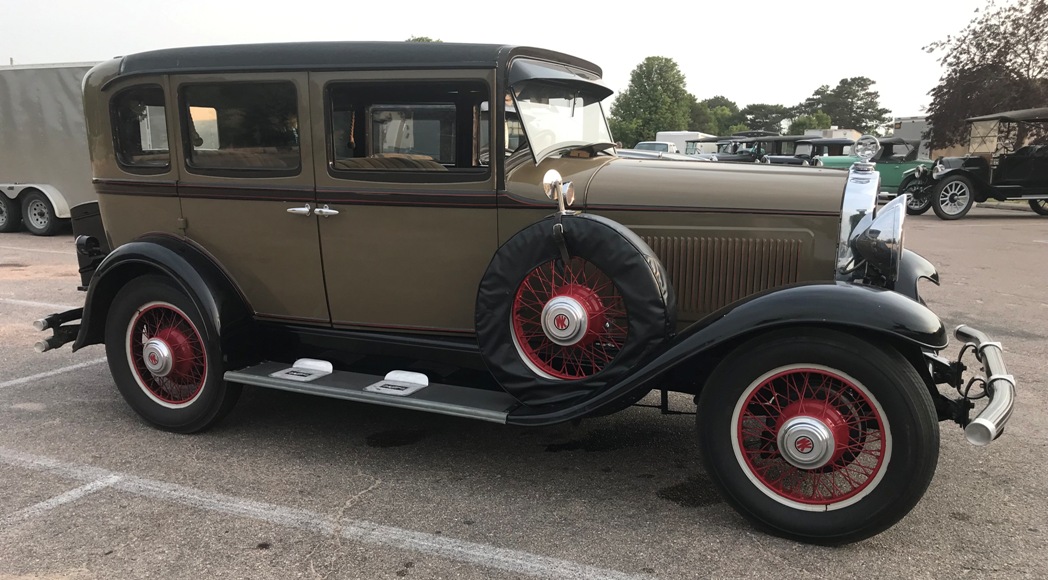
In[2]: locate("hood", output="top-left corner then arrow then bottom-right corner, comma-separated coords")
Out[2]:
584,158 -> 846,214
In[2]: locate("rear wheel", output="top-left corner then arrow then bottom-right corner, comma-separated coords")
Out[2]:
21,190 -> 61,236
932,175 -> 975,220
0,194 -> 21,233
1029,200 -> 1048,216
696,328 -> 939,544
104,275 -> 240,433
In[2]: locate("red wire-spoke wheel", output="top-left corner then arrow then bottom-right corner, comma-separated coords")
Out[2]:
125,301 -> 208,408
732,364 -> 891,511
511,257 -> 628,380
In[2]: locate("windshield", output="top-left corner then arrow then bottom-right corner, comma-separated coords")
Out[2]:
512,81 -> 613,162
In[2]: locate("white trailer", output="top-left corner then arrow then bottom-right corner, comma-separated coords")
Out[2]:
0,63 -> 96,235
655,130 -> 716,155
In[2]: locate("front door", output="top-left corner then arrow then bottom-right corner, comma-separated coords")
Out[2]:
172,72 -> 328,324
309,70 -> 498,334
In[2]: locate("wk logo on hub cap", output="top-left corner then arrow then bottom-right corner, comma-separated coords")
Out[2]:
148,353 -> 159,366
554,314 -> 570,331
795,436 -> 815,454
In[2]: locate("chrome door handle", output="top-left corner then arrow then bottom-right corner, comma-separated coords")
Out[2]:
287,204 -> 312,216
314,205 -> 339,217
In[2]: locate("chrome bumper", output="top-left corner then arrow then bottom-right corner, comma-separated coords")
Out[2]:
955,325 -> 1016,446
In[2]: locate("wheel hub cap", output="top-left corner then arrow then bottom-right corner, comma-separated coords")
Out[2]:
142,338 -> 173,377
777,416 -> 835,469
541,296 -> 589,346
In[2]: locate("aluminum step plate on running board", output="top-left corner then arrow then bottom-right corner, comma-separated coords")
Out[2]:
225,362 -> 519,423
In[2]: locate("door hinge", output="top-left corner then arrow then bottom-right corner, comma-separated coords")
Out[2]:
177,217 -> 188,232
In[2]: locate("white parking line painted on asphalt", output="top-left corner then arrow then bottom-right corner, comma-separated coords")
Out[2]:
0,245 -> 74,256
0,298 -> 79,311
0,447 -> 647,580
0,358 -> 107,390
0,474 -> 121,527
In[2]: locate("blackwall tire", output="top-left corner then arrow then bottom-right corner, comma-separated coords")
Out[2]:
1029,200 -> 1048,216
900,178 -> 931,216
0,194 -> 21,233
475,213 -> 676,407
20,190 -> 60,236
104,275 -> 241,433
932,175 -> 975,220
696,328 -> 939,544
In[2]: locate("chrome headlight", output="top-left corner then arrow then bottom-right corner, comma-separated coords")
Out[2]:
851,194 -> 907,284
931,162 -> 945,179
813,157 -> 823,167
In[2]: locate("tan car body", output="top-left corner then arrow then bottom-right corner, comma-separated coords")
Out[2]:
82,48 -> 846,335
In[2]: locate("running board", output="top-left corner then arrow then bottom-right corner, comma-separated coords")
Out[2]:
224,361 -> 518,423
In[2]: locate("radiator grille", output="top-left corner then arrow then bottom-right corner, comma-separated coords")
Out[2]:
642,236 -> 804,316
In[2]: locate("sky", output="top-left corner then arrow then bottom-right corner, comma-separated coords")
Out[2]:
2,0 -> 993,118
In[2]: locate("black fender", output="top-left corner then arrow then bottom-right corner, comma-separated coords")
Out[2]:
73,234 -> 254,364
896,249 -> 939,303
507,281 -> 946,426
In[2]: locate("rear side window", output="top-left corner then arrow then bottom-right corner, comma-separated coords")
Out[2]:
182,82 -> 300,174
112,86 -> 169,171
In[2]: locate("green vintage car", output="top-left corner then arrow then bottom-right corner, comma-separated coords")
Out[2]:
814,137 -> 934,198
33,42 -> 1015,545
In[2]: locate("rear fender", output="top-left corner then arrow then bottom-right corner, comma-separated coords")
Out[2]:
506,281 -> 946,426
74,235 -> 253,362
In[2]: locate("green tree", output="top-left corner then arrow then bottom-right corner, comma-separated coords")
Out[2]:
740,103 -> 791,133
406,36 -> 442,42
788,110 -> 832,135
688,98 -> 714,133
607,57 -> 692,146
924,0 -> 1048,148
795,77 -> 890,133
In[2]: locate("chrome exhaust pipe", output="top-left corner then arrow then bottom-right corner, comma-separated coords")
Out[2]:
954,325 -> 1015,446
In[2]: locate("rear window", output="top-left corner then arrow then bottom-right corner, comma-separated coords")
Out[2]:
181,82 -> 300,175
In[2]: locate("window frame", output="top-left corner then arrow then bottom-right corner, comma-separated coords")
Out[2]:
178,80 -> 303,179
323,78 -> 493,184
110,83 -> 171,175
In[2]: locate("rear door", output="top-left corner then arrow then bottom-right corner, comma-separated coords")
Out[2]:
172,73 -> 329,324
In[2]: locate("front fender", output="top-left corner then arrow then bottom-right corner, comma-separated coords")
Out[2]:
507,281 -> 946,426
73,235 -> 253,360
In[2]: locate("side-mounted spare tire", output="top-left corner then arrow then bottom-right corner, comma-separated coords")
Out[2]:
475,213 -> 676,407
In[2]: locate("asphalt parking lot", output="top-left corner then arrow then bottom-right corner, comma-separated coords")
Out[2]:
1,206 -> 1046,579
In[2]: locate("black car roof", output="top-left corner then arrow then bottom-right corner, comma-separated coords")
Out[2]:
115,41 -> 602,78
878,136 -> 919,146
796,138 -> 856,145
966,108 -> 1048,123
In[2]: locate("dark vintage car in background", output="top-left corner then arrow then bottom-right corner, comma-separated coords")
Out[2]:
34,41 -> 1015,545
906,108 -> 1048,220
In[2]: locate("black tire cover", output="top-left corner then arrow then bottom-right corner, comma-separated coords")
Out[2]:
475,213 -> 676,406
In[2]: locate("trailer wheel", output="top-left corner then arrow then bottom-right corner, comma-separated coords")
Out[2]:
21,190 -> 61,236
0,194 -> 21,233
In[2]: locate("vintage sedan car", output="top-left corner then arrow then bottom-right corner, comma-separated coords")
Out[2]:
908,108 -> 1048,220
36,42 -> 1015,545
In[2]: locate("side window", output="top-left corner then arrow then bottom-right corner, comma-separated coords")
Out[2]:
112,86 -> 169,170
181,82 -> 300,174
327,80 -> 489,178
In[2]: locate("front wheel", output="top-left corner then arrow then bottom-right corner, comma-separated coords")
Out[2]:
1029,199 -> 1048,216
104,275 -> 241,433
696,328 -> 939,544
900,177 -> 932,215
932,175 -> 975,220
